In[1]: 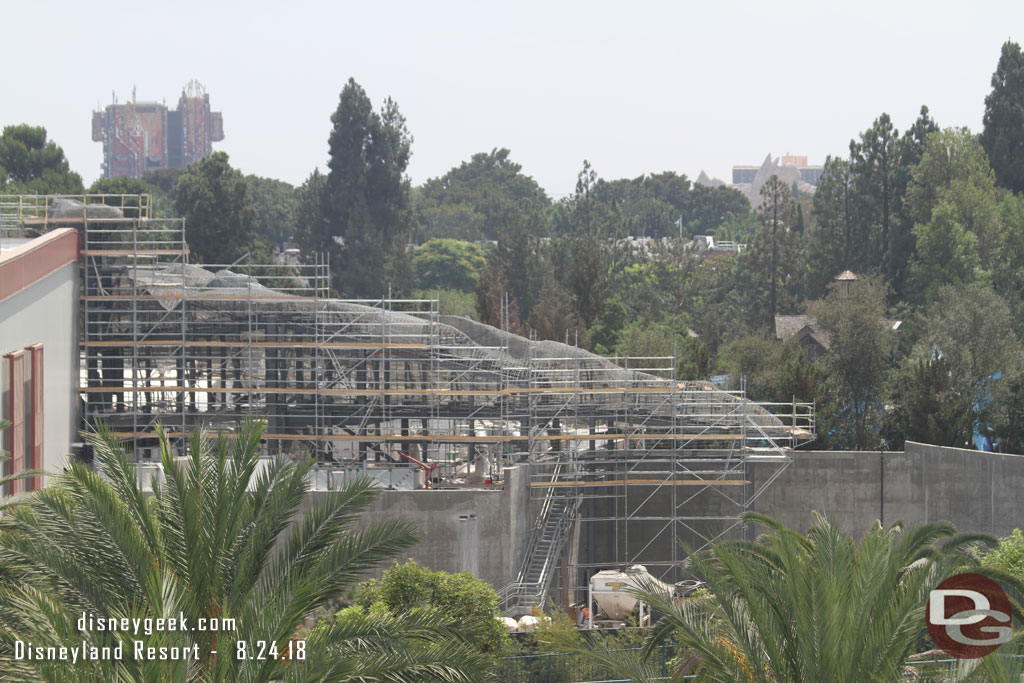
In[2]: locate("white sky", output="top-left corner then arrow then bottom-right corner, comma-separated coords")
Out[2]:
5,0 -> 1022,197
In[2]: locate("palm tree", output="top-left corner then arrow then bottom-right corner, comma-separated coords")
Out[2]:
0,420 -> 492,682
632,512 -> 1007,682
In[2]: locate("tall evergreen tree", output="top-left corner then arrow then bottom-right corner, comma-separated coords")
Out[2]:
806,156 -> 856,297
851,114 -> 900,279
982,41 -> 1024,193
889,106 -> 939,299
752,175 -> 798,334
317,79 -> 413,297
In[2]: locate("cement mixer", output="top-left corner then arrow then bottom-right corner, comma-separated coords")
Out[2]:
584,565 -> 705,629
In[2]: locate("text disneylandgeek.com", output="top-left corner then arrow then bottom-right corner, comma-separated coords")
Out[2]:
11,612 -> 306,663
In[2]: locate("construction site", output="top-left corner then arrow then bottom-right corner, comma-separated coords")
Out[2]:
0,194 -> 816,615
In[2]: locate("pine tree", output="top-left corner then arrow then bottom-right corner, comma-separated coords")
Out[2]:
982,41 -> 1024,193
753,175 -> 798,334
318,79 -> 413,297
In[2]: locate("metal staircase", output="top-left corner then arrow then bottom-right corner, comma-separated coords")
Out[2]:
498,464 -> 579,616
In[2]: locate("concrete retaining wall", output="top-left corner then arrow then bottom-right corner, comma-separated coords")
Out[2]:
303,463 -> 533,589
750,442 -> 1024,537
336,442 -> 1024,591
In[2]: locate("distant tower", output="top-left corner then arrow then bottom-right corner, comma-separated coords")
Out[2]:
176,80 -> 225,168
92,82 -> 223,178
91,90 -> 169,179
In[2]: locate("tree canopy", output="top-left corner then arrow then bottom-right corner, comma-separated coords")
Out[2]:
982,40 -> 1024,193
413,238 -> 489,292
299,78 -> 414,297
247,175 -> 298,246
416,147 -> 549,241
175,151 -> 262,265
0,125 -> 83,194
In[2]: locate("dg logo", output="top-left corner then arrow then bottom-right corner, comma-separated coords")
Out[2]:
926,573 -> 1012,659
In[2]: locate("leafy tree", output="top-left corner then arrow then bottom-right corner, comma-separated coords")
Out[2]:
907,200 -> 982,301
713,211 -> 758,244
990,361 -> 1024,455
586,172 -> 748,238
982,41 -> 1024,193
175,151 -> 262,264
88,177 -> 155,215
89,176 -> 152,196
682,184 -> 750,236
142,168 -> 187,201
905,128 -> 1003,271
618,195 -> 677,238
413,238 -> 488,292
0,420 -> 489,681
0,125 -> 83,194
684,256 -> 747,360
350,559 -> 509,654
809,276 -> 891,450
723,334 -> 819,404
412,288 -> 478,318
415,148 -> 549,241
919,282 -> 1018,439
528,272 -> 585,344
884,355 -> 975,449
247,175 -> 298,246
614,318 -> 711,380
141,168 -> 187,217
475,201 -> 545,332
564,233 -> 612,329
632,513 -> 1002,683
994,192 -> 1024,337
984,529 -> 1024,582
475,260 -> 518,332
310,78 -> 414,297
594,172 -> 691,219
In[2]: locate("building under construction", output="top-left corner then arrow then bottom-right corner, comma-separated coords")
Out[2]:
91,81 -> 224,178
1,194 -> 815,612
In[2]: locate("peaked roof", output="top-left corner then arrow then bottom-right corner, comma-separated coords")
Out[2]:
774,315 -> 831,349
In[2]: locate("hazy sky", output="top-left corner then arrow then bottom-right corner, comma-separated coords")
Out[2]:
6,0 -> 1022,197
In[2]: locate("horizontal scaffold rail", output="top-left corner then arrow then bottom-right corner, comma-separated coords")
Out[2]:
81,249 -> 189,256
530,479 -> 750,487
80,340 -> 430,350
77,385 -> 741,397
82,430 -> 748,443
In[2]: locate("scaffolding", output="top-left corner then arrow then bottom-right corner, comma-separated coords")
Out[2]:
3,195 -> 815,608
